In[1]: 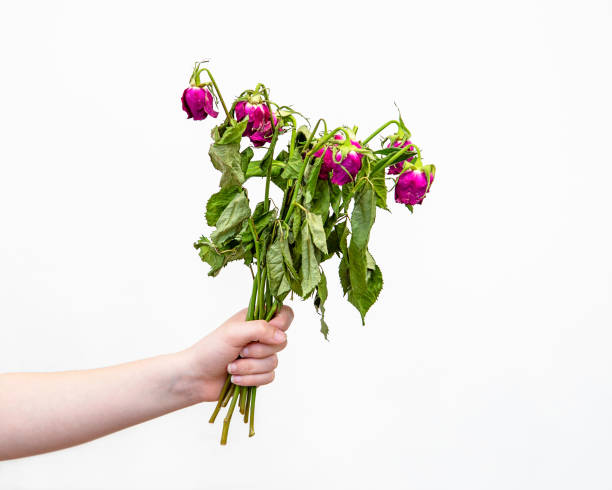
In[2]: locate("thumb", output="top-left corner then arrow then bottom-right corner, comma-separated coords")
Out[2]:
223,319 -> 287,349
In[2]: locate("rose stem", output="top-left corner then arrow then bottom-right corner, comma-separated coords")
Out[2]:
238,387 -> 245,415
198,67 -> 230,121
361,119 -> 400,145
249,386 -> 257,437
209,374 -> 232,423
221,382 -> 234,407
239,386 -> 247,414
244,387 -> 251,424
221,385 -> 240,445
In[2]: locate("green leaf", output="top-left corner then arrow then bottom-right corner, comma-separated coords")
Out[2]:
348,262 -> 383,322
305,211 -> 328,254
371,170 -> 389,210
315,269 -> 328,309
240,147 -> 254,175
350,183 -> 376,249
304,157 -> 323,205
330,184 -> 342,216
241,202 -> 276,245
373,147 -> 400,156
347,183 -> 377,323
194,236 -> 244,277
205,186 -> 241,227
300,220 -> 321,297
315,271 -> 330,340
210,191 -> 251,245
310,179 -> 330,219
266,238 -> 291,300
245,159 -> 265,178
397,111 -> 412,140
281,151 -> 303,179
338,253 -> 351,295
279,233 -> 298,279
320,317 -> 330,340
209,141 -> 245,188
217,120 -> 248,145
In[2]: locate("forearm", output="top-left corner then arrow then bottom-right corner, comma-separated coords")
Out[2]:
0,350 -> 202,460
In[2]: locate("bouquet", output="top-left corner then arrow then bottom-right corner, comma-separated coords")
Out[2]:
182,61 -> 436,444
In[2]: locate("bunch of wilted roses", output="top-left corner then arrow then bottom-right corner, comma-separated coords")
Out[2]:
182,62 -> 436,444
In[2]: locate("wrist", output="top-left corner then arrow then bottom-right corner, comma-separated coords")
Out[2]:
164,349 -> 207,406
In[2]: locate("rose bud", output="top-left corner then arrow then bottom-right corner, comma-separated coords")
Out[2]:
181,86 -> 219,121
315,134 -> 363,185
394,168 -> 434,205
235,98 -> 279,147
387,140 -> 416,175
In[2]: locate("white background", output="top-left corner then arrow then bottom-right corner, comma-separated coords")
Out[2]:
1,0 -> 611,488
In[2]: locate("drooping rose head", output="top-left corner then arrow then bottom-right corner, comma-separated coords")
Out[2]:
394,168 -> 434,206
315,134 -> 363,185
181,87 -> 219,121
235,98 -> 280,147
387,140 -> 416,175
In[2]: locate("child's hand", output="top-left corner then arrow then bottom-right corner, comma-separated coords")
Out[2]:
184,306 -> 293,402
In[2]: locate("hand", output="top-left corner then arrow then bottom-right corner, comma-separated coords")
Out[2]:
183,306 -> 293,402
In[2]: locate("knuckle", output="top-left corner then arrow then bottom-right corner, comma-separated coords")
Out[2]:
271,355 -> 279,369
253,320 -> 268,335
235,359 -> 252,374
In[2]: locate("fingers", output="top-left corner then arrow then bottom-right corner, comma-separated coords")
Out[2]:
227,354 -> 278,376
239,339 -> 287,359
231,371 -> 275,387
268,305 -> 294,332
224,319 -> 286,349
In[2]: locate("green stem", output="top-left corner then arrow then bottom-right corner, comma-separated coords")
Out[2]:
257,266 -> 267,320
370,145 -> 413,175
221,382 -> 234,407
261,86 -> 280,212
265,301 -> 280,321
209,374 -> 232,423
199,67 -> 231,120
249,386 -> 257,437
246,271 -> 259,321
244,386 -> 251,424
221,385 -> 240,445
239,386 -> 247,415
362,120 -> 400,145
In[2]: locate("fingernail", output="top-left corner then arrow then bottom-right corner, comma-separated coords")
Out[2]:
227,362 -> 236,374
241,347 -> 249,357
274,329 -> 286,342
231,375 -> 242,384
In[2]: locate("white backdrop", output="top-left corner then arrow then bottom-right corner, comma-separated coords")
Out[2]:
1,1 -> 611,488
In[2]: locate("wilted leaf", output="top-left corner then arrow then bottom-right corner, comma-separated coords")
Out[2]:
281,152 -> 303,179
305,211 -> 328,254
300,220 -> 321,297
211,191 -> 251,245
205,186 -> 241,227
266,238 -> 291,299
217,119 -> 248,145
209,141 -> 245,188
347,183 -> 377,323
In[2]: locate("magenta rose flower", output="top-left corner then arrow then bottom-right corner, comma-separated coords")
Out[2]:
314,134 -> 363,185
387,140 -> 416,175
394,169 -> 434,205
181,87 -> 219,121
235,100 -> 279,147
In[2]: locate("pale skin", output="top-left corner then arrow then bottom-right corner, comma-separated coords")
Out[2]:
0,306 -> 293,461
